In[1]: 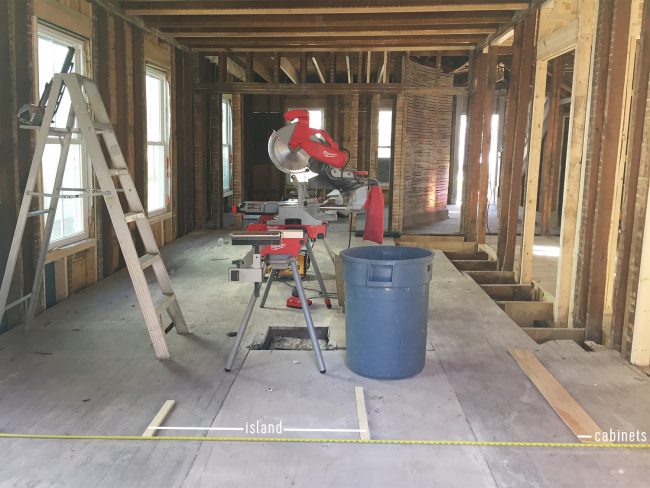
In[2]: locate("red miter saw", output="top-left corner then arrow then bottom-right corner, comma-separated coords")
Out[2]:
263,109 -> 384,239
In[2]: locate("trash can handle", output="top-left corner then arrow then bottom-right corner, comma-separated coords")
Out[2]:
366,264 -> 393,287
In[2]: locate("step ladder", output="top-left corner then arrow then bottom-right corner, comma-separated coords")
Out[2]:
0,73 -> 189,359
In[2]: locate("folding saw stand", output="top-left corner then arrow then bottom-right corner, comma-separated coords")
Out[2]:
0,73 -> 189,359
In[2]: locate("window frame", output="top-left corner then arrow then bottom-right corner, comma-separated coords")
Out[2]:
222,95 -> 233,195
36,23 -> 90,249
377,108 -> 393,187
145,65 -> 171,215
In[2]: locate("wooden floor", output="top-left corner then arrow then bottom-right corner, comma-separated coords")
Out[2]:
0,223 -> 649,487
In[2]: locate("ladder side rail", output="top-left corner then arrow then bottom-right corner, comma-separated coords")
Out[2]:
0,77 -> 65,322
65,74 -> 171,358
26,103 -> 77,324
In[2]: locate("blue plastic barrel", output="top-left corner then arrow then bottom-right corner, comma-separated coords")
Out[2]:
340,246 -> 434,379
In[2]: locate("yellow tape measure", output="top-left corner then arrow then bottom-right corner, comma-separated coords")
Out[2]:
1,433 -> 650,449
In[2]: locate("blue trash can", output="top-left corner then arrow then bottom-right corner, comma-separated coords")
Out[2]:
340,246 -> 434,379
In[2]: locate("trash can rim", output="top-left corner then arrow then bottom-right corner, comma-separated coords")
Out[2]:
340,245 -> 433,264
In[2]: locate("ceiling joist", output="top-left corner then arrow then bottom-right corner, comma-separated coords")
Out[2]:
123,2 -> 530,16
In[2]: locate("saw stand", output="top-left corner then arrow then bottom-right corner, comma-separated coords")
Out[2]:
225,230 -> 326,373
0,73 -> 189,359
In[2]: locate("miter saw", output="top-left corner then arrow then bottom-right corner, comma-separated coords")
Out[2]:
238,109 -> 382,230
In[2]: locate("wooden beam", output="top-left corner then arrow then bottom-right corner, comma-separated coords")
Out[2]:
368,93 -> 380,179
390,94 -> 407,232
496,21 -> 524,269
539,58 -> 563,236
476,48 -> 497,244
555,0 -> 597,327
232,93 -> 244,203
311,57 -> 326,83
328,52 -> 336,83
519,59 -> 549,284
613,0 -> 650,354
125,3 -> 530,16
280,57 -> 298,83
536,19 -> 578,62
245,52 -> 253,81
272,52 -> 281,83
192,45 -> 473,53
170,27 -> 497,38
572,0 -> 614,329
501,11 -> 537,272
463,52 -> 486,242
584,0 -> 632,343
509,349 -> 603,443
147,14 -> 514,30
193,82 -> 467,96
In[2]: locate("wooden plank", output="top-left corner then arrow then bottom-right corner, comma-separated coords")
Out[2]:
354,386 -> 370,440
522,327 -> 586,344
142,400 -> 175,437
519,59 -> 548,284
126,4 -> 530,16
614,0 -> 650,355
368,93 -> 380,178
280,57 -> 298,83
33,0 -> 92,38
232,93 -> 244,203
584,0 -> 632,343
481,284 -> 534,301
477,48 -> 497,244
509,349 -> 602,442
536,19 -> 578,61
466,271 -> 515,284
498,300 -> 554,327
555,0 -> 597,327
312,57 -> 326,83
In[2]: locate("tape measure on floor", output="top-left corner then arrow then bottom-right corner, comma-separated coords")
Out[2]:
1,433 -> 650,449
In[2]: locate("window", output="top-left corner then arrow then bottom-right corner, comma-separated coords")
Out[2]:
377,109 -> 393,184
307,109 -> 324,130
222,97 -> 233,194
37,25 -> 87,247
146,67 -> 170,213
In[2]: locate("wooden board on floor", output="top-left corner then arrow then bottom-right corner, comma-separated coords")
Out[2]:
509,349 -> 602,443
444,250 -> 489,261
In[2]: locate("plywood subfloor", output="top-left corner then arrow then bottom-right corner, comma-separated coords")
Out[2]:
0,222 -> 649,487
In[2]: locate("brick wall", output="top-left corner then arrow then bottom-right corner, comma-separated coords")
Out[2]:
402,59 -> 454,228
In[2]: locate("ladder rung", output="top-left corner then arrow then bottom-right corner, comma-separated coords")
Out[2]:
125,212 -> 146,223
20,125 -> 78,135
109,168 -> 130,177
27,209 -> 50,218
154,293 -> 176,315
94,122 -> 113,133
5,294 -> 32,311
139,253 -> 161,269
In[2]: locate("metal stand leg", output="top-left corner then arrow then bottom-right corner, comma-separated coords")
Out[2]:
225,283 -> 260,372
291,257 -> 326,373
260,269 -> 277,308
304,239 -> 332,309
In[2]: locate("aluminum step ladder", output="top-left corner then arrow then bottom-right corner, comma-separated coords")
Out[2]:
0,73 -> 189,359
